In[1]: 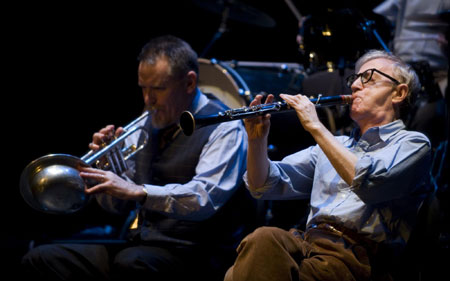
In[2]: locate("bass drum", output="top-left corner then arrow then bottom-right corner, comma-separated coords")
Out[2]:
220,60 -> 306,97
198,59 -> 307,106
198,58 -> 251,108
198,59 -> 312,160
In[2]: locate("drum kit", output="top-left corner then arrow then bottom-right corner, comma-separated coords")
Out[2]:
193,0 -> 391,110
193,1 -> 389,156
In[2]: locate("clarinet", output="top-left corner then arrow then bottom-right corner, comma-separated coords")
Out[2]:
180,94 -> 353,136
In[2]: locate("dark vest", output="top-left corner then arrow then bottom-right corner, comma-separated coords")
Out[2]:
130,96 -> 253,247
134,97 -> 227,186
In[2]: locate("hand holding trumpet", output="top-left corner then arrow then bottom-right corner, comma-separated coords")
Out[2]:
79,124 -> 147,202
20,111 -> 150,214
79,167 -> 146,202
89,124 -> 124,151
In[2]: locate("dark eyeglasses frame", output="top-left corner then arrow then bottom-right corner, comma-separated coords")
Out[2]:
346,68 -> 401,88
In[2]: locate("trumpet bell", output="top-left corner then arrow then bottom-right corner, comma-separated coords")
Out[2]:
19,111 -> 150,215
20,154 -> 90,214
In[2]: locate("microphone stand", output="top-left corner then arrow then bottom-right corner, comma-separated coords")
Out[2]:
359,17 -> 391,54
200,0 -> 232,58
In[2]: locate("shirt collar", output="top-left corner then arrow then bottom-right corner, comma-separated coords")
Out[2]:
378,119 -> 406,142
351,119 -> 406,145
187,88 -> 208,115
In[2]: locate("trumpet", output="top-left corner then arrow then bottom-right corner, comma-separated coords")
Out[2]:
20,111 -> 150,215
180,94 -> 353,136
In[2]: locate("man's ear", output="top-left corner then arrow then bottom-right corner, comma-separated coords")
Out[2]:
186,71 -> 197,94
392,84 -> 409,105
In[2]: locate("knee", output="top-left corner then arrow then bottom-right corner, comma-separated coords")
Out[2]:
229,227 -> 301,281
22,244 -> 57,267
237,226 -> 287,253
113,247 -> 170,272
113,247 -> 144,270
112,247 -> 186,280
244,226 -> 287,245
21,244 -> 63,278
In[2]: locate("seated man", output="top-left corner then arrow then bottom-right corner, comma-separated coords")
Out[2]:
21,35 -> 249,281
225,50 -> 431,281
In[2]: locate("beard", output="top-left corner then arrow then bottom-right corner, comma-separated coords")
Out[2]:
150,108 -> 179,129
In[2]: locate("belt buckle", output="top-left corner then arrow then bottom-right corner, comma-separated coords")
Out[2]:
310,223 -> 344,236
324,223 -> 342,235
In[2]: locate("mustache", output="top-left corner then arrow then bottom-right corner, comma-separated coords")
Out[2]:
144,106 -> 157,114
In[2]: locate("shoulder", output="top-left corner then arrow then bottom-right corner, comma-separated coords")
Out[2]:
393,128 -> 431,147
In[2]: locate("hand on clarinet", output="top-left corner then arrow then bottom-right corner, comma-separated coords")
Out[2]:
244,94 -> 274,141
280,94 -> 323,133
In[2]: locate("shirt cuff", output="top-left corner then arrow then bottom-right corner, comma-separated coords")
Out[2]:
139,184 -> 169,209
243,161 -> 280,198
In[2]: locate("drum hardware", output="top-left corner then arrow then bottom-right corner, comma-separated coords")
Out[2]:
194,0 -> 276,57
298,7 -> 393,73
20,111 -> 150,215
193,0 -> 276,28
180,94 -> 353,136
359,19 -> 391,54
284,0 -> 303,23
225,60 -> 306,73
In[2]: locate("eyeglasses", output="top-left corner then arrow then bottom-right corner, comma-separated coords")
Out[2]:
346,68 -> 400,88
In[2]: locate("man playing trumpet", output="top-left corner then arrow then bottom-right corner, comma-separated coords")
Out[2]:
22,35 -> 249,281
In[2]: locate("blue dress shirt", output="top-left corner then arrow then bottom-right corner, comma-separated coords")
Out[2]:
98,89 -> 248,223
245,120 -> 431,246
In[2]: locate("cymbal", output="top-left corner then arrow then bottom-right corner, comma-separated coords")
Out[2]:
193,0 -> 276,28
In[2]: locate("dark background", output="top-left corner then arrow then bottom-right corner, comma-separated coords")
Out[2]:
5,0 -> 445,277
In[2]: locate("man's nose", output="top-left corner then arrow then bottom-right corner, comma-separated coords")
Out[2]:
351,78 -> 363,92
143,90 -> 156,105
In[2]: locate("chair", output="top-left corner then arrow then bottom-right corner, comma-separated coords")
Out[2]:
387,188 -> 441,281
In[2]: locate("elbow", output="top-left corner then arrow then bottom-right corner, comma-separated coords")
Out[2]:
343,172 -> 355,186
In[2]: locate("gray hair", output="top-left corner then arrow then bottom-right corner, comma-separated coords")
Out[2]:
355,50 -> 421,98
